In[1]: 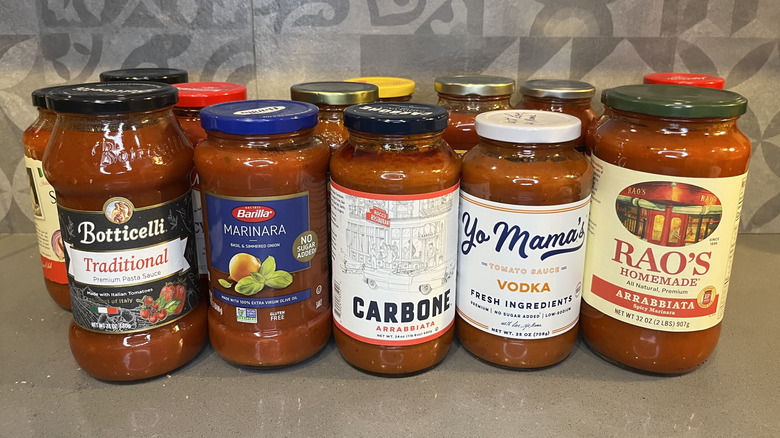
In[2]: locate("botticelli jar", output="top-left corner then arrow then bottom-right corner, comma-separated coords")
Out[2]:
434,74 -> 515,155
195,100 -> 331,367
23,86 -> 70,310
517,79 -> 597,152
99,67 -> 188,84
581,85 -> 750,374
346,76 -> 415,102
43,82 -> 207,381
643,72 -> 725,89
330,102 -> 461,375
290,81 -> 379,153
457,110 -> 592,368
172,82 -> 247,298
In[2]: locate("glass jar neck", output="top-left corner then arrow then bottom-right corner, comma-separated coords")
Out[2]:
316,104 -> 350,121
437,93 -> 512,111
205,128 -> 315,150
608,107 -> 740,131
34,108 -> 58,130
347,130 -> 444,152
521,95 -> 592,107
479,136 -> 579,153
173,107 -> 202,118
53,107 -> 176,132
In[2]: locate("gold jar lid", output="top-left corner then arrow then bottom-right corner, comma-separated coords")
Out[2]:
520,79 -> 595,99
290,81 -> 379,106
434,75 -> 515,96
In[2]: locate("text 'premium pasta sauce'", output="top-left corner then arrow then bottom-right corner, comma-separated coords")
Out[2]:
196,100 -> 331,367
581,85 -> 750,374
330,102 -> 461,375
457,110 -> 591,369
43,82 -> 207,381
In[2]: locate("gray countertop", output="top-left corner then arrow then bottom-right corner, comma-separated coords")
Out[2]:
2,233 -> 778,437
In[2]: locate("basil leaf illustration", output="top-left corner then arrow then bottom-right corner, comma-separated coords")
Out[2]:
251,272 -> 265,282
164,299 -> 181,313
235,276 -> 264,296
218,279 -> 232,288
265,270 -> 293,289
261,256 -> 276,277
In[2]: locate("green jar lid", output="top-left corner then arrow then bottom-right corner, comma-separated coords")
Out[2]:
603,85 -> 747,118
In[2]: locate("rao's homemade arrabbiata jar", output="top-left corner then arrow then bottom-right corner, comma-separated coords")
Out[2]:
581,85 -> 750,374
43,82 -> 207,381
457,110 -> 591,368
330,102 -> 460,375
195,100 -> 331,367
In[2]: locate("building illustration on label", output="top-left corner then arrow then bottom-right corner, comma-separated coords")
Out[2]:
337,194 -> 456,295
615,182 -> 722,247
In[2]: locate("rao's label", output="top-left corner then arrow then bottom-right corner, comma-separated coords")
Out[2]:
457,191 -> 589,339
582,157 -> 747,332
330,182 -> 459,346
205,191 -> 325,323
25,157 -> 67,284
59,193 -> 199,333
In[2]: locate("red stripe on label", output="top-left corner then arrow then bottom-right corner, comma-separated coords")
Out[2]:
40,255 -> 67,284
331,181 -> 459,201
590,275 -> 718,318
334,319 -> 453,346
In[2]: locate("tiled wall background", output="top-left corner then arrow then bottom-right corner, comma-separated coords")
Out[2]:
1,0 -> 779,233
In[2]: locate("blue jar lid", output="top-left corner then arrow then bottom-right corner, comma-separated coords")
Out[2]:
343,103 -> 448,135
200,100 -> 319,135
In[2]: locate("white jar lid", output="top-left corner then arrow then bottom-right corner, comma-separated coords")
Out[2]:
475,110 -> 581,143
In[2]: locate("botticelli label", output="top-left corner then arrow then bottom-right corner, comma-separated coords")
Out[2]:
582,156 -> 747,332
330,182 -> 459,346
25,157 -> 67,284
204,191 -> 326,324
59,193 -> 199,333
457,191 -> 589,339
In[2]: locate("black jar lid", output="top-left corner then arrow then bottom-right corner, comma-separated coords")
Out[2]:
343,103 -> 448,135
45,82 -> 178,114
99,68 -> 188,84
31,85 -> 67,109
603,85 -> 747,118
290,81 -> 379,106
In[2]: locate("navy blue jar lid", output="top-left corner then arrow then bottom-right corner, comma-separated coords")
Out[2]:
343,103 -> 448,135
200,100 -> 319,135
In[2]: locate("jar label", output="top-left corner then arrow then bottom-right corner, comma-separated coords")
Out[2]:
582,157 -> 747,332
457,191 -> 589,339
330,182 -> 459,346
204,191 -> 326,324
59,193 -> 199,333
191,174 -> 207,278
24,157 -> 67,284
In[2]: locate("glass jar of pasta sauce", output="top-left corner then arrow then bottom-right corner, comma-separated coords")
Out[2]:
43,82 -> 207,381
457,110 -> 591,368
517,79 -> 597,153
290,81 -> 379,153
346,76 -> 415,102
195,100 -> 331,367
581,85 -> 750,374
23,86 -> 70,310
330,102 -> 461,375
173,82 -> 247,298
643,72 -> 725,89
99,67 -> 188,84
434,74 -> 515,155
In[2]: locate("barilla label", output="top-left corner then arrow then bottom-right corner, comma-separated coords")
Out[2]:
582,156 -> 747,332
330,181 -> 459,346
59,193 -> 199,333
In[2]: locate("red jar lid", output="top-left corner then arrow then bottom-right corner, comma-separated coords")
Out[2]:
643,73 -> 725,89
173,82 -> 247,108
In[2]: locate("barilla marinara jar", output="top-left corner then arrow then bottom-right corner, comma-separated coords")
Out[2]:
23,86 -> 70,310
290,81 -> 379,153
643,72 -> 725,89
330,102 -> 461,375
43,82 -> 207,381
99,67 -> 188,84
434,74 -> 515,155
517,79 -> 597,153
457,110 -> 591,368
346,76 -> 415,102
581,85 -> 750,374
195,100 -> 331,367
172,82 -> 247,298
